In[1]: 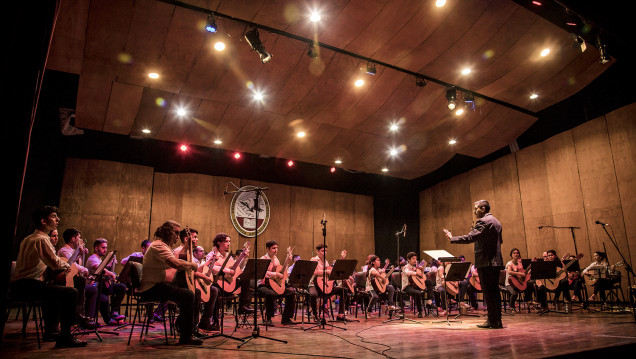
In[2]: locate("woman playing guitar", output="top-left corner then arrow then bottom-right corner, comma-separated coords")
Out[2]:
365,255 -> 396,316
504,248 -> 534,311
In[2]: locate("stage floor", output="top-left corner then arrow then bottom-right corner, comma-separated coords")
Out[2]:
3,305 -> 636,358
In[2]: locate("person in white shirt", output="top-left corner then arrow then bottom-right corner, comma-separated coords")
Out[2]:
400,252 -> 433,317
257,240 -> 297,325
85,238 -> 126,325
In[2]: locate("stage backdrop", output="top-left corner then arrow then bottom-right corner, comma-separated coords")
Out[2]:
420,103 -> 636,299
58,160 -> 374,273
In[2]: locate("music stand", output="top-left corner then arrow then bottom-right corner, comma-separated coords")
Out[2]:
433,261 -> 471,324
532,261 -> 566,315
237,258 -> 285,347
78,250 -> 120,339
327,259 -> 358,324
287,260 -> 318,330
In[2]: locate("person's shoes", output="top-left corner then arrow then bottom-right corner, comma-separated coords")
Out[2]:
417,312 -> 423,318
111,312 -> 125,321
106,319 -> 119,326
477,321 -> 503,329
55,335 -> 87,348
178,336 -> 203,345
79,317 -> 97,330
198,320 -> 216,332
281,319 -> 298,325
238,306 -> 254,314
572,295 -> 580,302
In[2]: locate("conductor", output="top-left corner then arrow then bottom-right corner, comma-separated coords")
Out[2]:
443,200 -> 503,329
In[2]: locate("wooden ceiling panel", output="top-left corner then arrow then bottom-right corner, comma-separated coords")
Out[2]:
131,87 -> 174,136
46,0 -> 89,74
103,82 -> 144,135
319,0 -> 385,50
231,110 -> 277,149
75,59 -> 116,131
83,0 -> 134,61
214,104 -> 254,149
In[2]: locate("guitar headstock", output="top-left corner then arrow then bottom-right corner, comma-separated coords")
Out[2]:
287,246 -> 294,259
242,241 -> 251,254
384,258 -> 390,266
340,250 -> 347,259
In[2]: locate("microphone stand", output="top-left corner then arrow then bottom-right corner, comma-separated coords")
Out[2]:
226,186 -> 287,348
598,224 -> 636,321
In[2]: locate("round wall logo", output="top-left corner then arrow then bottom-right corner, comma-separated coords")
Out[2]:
230,185 -> 270,237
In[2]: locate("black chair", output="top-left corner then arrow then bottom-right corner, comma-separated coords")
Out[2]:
7,262 -> 44,348
126,262 -> 175,345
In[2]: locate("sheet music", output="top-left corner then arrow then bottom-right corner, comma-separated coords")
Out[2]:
423,249 -> 454,260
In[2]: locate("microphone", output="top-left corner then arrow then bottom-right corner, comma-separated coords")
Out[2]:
595,220 -> 608,226
403,224 -> 407,237
321,212 -> 327,225
538,226 -> 543,230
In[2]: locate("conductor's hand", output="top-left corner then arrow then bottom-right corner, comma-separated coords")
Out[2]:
443,229 -> 452,240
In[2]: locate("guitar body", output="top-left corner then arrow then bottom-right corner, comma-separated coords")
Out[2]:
314,276 -> 335,295
444,281 -> 459,296
584,273 -> 598,286
372,267 -> 395,294
509,265 -> 531,291
409,274 -> 427,290
469,275 -> 482,291
544,273 -> 567,291
196,278 -> 212,302
267,264 -> 288,295
342,277 -> 355,293
63,263 -> 79,287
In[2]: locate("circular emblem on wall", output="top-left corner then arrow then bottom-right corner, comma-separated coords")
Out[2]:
230,185 -> 270,237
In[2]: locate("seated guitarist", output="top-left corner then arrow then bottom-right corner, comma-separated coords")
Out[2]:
210,233 -> 253,314
309,244 -> 351,322
534,249 -> 572,308
400,252 -> 433,317
58,228 -> 98,329
86,238 -> 127,325
505,248 -> 533,311
173,228 -> 219,333
582,251 -> 619,304
257,240 -> 297,325
364,255 -> 396,315
457,255 -> 479,311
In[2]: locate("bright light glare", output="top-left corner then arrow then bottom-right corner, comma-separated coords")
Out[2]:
213,139 -> 222,144
389,148 -> 398,156
354,79 -> 364,87
287,160 -> 294,167
142,129 -> 151,134
530,93 -> 539,99
297,131 -> 306,138
381,168 -> 389,173
214,42 -> 225,51
436,0 -> 447,7
253,91 -> 264,101
148,73 -> 159,79
389,123 -> 399,132
177,108 -> 187,117
330,167 -> 336,173
540,48 -> 550,57
309,11 -> 321,22
455,109 -> 464,116
180,144 -> 188,152
449,139 -> 457,145
234,152 -> 241,159
461,68 -> 471,75
335,159 -> 342,164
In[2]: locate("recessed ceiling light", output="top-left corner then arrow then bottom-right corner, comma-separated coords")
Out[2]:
455,109 -> 464,116
461,68 -> 471,75
287,160 -> 295,167
389,123 -> 399,132
148,73 -> 159,79
253,91 -> 264,101
354,79 -> 364,87
142,129 -> 151,134
449,139 -> 457,145
389,148 -> 398,156
334,159 -> 342,164
297,131 -> 306,138
176,108 -> 187,117
180,144 -> 188,152
381,168 -> 389,173
214,42 -> 225,51
213,139 -> 222,144
540,48 -> 550,57
530,93 -> 539,99
436,0 -> 447,7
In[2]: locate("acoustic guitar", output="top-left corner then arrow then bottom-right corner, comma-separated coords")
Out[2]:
267,246 -> 294,295
543,254 -> 583,291
509,262 -> 532,291
583,261 -> 623,286
215,242 -> 251,293
196,248 -> 219,302
184,227 -> 195,293
48,240 -> 85,286
469,271 -> 482,291
409,260 -> 427,290
314,250 -> 348,295
372,264 -> 396,294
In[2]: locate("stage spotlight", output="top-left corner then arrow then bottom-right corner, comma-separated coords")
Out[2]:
366,62 -> 376,75
415,75 -> 426,87
180,144 -> 189,152
205,15 -> 217,33
446,87 -> 457,110
330,167 -> 336,173
287,160 -> 294,167
307,43 -> 319,58
234,152 -> 241,159
244,28 -> 272,63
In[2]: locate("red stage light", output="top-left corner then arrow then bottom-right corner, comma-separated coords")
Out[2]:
234,152 -> 241,159
180,144 -> 188,152
330,167 -> 336,173
287,160 -> 294,167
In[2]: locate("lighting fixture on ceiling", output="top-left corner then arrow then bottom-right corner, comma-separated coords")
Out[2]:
334,159 -> 342,164
307,43 -> 318,58
354,79 -> 364,87
142,129 -> 151,134
381,168 -> 389,173
214,41 -> 226,51
446,87 -> 457,110
570,34 -> 586,53
540,48 -> 550,57
213,139 -> 222,145
463,92 -> 475,110
148,72 -> 159,79
366,62 -> 376,75
415,75 -> 426,87
461,68 -> 471,75
530,93 -> 539,99
205,15 -> 217,33
449,139 -> 457,145
297,131 -> 306,138
598,36 -> 611,64
244,28 -> 272,63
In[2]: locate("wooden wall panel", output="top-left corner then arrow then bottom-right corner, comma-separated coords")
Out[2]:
59,159 -> 154,273
419,103 -> 636,299
606,103 -> 636,276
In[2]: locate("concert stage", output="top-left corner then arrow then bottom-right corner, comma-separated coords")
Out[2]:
3,305 -> 635,358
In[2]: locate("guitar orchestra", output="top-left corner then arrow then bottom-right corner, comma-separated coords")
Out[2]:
8,204 -> 629,347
